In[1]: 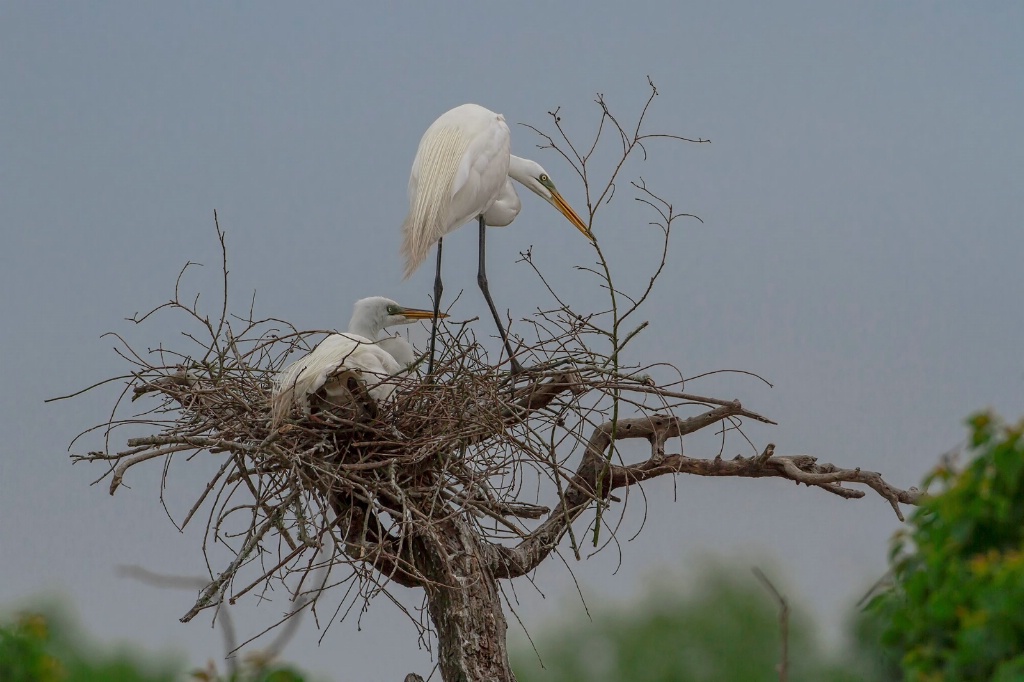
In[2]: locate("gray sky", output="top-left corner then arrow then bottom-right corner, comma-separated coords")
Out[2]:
2,2 -> 1022,679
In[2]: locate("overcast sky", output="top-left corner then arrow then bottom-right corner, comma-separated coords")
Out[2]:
2,2 -> 1022,679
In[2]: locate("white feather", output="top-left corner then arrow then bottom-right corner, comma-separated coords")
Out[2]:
401,104 -> 511,279
271,333 -> 401,424
270,297 -> 429,425
481,177 -> 522,228
377,335 -> 416,368
400,104 -> 591,282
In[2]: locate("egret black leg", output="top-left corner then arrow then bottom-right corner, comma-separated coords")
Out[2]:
427,238 -> 443,376
476,216 -> 523,374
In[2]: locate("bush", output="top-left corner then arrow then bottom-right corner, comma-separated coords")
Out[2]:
0,606 -> 309,682
876,412 -> 1024,680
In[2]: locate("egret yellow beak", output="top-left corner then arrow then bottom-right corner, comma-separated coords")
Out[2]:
400,307 -> 447,320
549,189 -> 594,241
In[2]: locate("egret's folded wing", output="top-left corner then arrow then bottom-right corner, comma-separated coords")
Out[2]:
271,333 -> 374,424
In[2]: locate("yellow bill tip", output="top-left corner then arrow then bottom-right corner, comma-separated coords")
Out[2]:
551,190 -> 594,241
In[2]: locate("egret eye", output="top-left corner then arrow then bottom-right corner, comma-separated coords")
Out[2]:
386,305 -> 399,315
539,174 -> 549,183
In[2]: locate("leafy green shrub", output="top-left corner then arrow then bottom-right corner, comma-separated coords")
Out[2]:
0,606 -> 310,682
876,412 -> 1024,680
0,609 -> 176,682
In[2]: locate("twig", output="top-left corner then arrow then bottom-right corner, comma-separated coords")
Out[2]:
753,567 -> 789,682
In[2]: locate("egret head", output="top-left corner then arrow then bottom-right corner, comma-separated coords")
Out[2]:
349,296 -> 446,337
508,156 -> 593,241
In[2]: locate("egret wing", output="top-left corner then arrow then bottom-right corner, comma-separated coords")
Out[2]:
271,333 -> 404,424
448,107 -> 511,230
401,103 -> 511,278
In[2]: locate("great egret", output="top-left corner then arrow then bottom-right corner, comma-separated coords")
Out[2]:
270,297 -> 442,425
401,103 -> 592,374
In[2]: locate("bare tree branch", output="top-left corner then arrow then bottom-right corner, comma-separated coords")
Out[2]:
55,79 -> 920,682
493,405 -> 920,578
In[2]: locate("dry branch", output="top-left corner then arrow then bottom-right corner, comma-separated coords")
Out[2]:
57,80 -> 921,682
753,567 -> 790,682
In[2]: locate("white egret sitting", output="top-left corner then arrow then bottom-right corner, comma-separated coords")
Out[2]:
270,297 -> 442,425
401,103 -> 593,374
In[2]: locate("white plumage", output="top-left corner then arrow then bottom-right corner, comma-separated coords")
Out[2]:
400,103 -> 591,278
481,177 -> 522,228
270,297 -> 438,425
400,103 -> 593,374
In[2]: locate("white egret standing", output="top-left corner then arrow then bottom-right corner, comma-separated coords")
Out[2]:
401,103 -> 593,374
270,297 -> 442,425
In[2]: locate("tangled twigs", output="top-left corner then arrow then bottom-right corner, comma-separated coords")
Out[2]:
55,82 -> 923,681
492,403 -> 922,579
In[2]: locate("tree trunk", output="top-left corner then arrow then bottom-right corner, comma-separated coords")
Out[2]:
414,517 -> 515,682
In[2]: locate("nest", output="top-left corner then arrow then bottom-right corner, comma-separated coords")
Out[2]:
60,82 -> 734,634
77,260 -> 734,628
71,282 -> 918,640
61,87 -> 922,669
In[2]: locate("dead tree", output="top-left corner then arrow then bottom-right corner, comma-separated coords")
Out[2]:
59,80 -> 920,681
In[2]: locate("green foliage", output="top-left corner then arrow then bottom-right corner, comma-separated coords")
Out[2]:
513,565 -> 884,682
875,412 -> 1024,680
842,605 -> 902,681
0,609 -> 178,682
0,606 -> 312,682
0,612 -> 64,682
